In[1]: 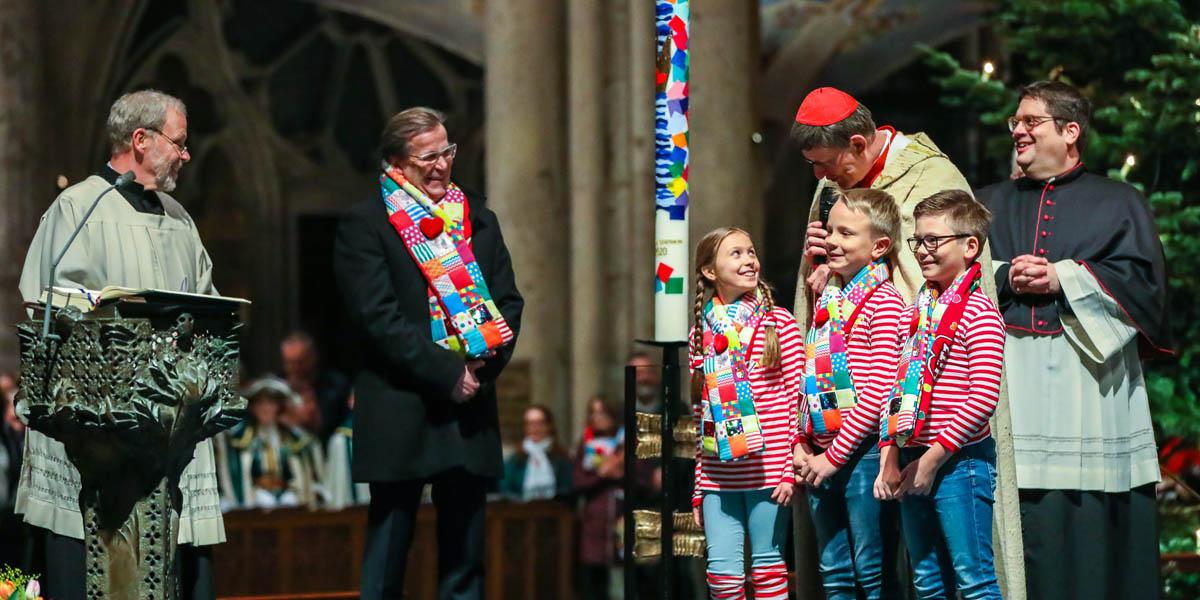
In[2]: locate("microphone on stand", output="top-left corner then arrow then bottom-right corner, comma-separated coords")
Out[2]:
811,185 -> 838,266
40,170 -> 137,341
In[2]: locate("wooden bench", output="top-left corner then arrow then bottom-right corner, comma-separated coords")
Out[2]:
215,499 -> 575,599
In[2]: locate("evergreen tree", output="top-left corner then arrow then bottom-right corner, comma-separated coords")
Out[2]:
923,0 -> 1200,438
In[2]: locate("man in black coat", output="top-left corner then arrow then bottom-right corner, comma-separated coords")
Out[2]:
334,107 -> 523,600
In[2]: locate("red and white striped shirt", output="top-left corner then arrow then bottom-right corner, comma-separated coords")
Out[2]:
883,290 -> 1006,452
689,306 -> 802,506
798,282 -> 905,467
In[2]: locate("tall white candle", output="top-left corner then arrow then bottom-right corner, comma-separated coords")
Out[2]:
653,0 -> 690,342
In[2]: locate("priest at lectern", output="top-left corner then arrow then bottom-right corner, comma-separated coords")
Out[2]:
16,89 -> 223,600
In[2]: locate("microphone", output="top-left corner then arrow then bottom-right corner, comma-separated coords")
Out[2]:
812,185 -> 838,266
40,170 -> 136,340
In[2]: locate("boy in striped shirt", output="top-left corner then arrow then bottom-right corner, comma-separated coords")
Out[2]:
795,188 -> 905,599
879,189 -> 1005,599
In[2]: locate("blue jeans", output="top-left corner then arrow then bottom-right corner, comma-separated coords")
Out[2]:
899,438 -> 1002,600
702,488 -> 791,575
807,440 -> 899,600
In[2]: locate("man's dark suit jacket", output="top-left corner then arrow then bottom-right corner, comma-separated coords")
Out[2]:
333,186 -> 523,482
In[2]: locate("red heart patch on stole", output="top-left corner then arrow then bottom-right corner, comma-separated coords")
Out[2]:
713,334 -> 729,354
419,217 -> 444,239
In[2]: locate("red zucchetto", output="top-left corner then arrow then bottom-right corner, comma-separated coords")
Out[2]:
794,87 -> 859,126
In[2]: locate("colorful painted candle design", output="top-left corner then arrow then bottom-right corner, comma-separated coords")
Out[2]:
653,0 -> 690,342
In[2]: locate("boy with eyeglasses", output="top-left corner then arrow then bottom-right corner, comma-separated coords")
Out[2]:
878,189 -> 1005,600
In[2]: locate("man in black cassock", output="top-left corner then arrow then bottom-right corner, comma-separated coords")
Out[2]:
977,80 -> 1171,600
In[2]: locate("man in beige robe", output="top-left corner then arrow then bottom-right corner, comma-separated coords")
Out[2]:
16,89 -> 222,600
788,87 -> 1025,600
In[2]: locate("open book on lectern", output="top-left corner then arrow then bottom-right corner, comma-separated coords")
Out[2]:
31,285 -> 251,314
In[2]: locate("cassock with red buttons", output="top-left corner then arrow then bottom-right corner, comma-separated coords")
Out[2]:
977,163 -> 1171,355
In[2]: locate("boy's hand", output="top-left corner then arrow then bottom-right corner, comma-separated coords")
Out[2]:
803,452 -> 839,487
793,443 -> 813,484
875,447 -> 902,500
897,445 -> 950,496
771,481 -> 794,506
806,264 -> 831,295
693,506 -> 704,528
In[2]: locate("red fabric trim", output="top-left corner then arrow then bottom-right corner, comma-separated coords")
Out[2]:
1003,323 -> 1066,335
1076,260 -> 1174,357
855,126 -> 896,189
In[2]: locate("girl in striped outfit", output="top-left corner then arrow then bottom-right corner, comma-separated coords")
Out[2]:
688,227 -> 803,600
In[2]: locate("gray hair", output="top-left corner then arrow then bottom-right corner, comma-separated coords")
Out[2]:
380,107 -> 446,161
106,90 -> 187,153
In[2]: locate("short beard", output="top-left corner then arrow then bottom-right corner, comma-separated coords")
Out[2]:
150,150 -> 179,192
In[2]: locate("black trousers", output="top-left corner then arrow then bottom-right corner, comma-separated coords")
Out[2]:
361,468 -> 488,600
1019,484 -> 1160,600
38,527 -> 214,600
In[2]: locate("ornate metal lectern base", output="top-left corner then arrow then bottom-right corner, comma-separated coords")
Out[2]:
17,305 -> 245,600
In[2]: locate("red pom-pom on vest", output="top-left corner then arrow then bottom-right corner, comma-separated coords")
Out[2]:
713,334 -> 729,354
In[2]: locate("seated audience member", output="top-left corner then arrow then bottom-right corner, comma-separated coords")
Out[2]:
216,376 -> 325,510
280,331 -> 351,441
0,371 -> 27,569
575,397 -> 624,600
325,391 -> 371,509
499,404 -> 573,501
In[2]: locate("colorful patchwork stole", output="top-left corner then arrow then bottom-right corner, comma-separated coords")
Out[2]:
380,164 -> 514,358
881,262 -> 981,447
801,259 -> 890,437
699,291 -> 768,462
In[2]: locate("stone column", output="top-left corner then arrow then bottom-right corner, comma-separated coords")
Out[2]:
567,0 -> 608,427
688,0 -> 764,259
0,0 -> 46,373
626,0 -> 657,347
484,0 -> 568,419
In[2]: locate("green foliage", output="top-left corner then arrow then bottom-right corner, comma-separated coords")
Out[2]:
923,1 -> 1200,438
0,564 -> 39,599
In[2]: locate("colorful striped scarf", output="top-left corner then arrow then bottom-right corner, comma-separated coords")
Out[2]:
801,259 -> 890,437
380,164 -> 514,358
699,290 -> 767,461
882,262 -> 981,447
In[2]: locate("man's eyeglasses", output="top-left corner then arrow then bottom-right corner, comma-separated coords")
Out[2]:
803,147 -> 849,170
1006,115 -> 1061,132
410,143 -> 458,164
144,127 -> 189,155
907,234 -> 972,252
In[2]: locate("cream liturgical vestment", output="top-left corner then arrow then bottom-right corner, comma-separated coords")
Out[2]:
15,174 -> 225,545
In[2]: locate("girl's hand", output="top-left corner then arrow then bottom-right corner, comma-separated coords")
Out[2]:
693,506 -> 704,528
770,481 -> 794,506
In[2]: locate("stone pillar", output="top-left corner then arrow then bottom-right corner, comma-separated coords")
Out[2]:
688,0 -> 764,260
567,0 -> 608,427
484,0 -> 568,419
626,0 -> 657,346
0,0 -> 46,373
